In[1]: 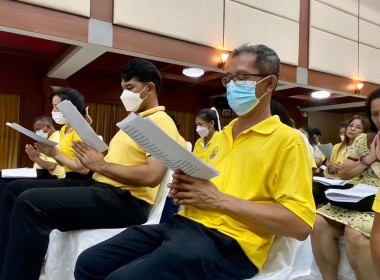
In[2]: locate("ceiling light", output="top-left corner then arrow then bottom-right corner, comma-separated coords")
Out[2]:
182,68 -> 204,78
311,91 -> 330,99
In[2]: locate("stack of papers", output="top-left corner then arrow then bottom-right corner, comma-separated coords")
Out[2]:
2,168 -> 37,178
313,177 -> 347,186
326,183 -> 378,203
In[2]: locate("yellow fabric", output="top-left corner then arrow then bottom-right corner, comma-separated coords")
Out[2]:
59,125 -> 82,173
178,135 -> 187,149
193,131 -> 220,161
323,142 -> 359,182
33,131 -> 65,178
93,106 -> 179,205
180,116 -> 316,270
373,190 -> 380,213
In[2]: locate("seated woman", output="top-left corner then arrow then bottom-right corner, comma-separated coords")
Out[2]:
311,89 -> 380,280
193,108 -> 220,161
324,116 -> 370,179
299,125 -> 323,169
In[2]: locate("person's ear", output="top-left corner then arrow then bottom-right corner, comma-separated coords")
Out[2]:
209,120 -> 215,129
266,75 -> 278,92
147,82 -> 156,95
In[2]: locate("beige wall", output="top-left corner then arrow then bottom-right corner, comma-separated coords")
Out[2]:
17,0 -> 90,17
308,112 -> 344,145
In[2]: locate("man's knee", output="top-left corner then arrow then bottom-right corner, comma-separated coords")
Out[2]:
74,249 -> 97,279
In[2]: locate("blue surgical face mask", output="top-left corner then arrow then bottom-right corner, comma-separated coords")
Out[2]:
226,76 -> 269,116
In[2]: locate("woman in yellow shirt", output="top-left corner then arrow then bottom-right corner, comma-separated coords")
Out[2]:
35,88 -> 92,179
324,115 -> 370,179
193,108 -> 220,161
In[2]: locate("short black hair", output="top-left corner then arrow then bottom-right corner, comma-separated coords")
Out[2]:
365,87 -> 380,132
50,88 -> 86,117
33,115 -> 54,125
232,44 -> 280,78
196,109 -> 219,131
120,59 -> 162,95
313,128 -> 321,136
299,125 -> 318,146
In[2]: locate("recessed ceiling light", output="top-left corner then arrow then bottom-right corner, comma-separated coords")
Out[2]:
182,68 -> 204,78
311,91 -> 330,99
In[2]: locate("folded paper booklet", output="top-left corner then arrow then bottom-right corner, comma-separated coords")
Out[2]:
313,176 -> 347,186
2,168 -> 37,178
6,122 -> 58,146
325,183 -> 378,203
318,143 -> 334,159
57,100 -> 108,152
117,113 -> 220,180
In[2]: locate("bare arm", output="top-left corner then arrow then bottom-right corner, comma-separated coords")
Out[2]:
168,171 -> 312,241
35,142 -> 90,175
73,141 -> 167,187
371,213 -> 380,278
25,144 -> 57,171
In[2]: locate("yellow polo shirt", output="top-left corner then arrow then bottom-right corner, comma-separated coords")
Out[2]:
180,115 -> 316,270
193,131 -> 220,161
59,125 -> 82,173
33,131 -> 65,178
92,106 -> 179,205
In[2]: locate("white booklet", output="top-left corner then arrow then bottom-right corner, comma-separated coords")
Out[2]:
313,176 -> 347,186
6,122 -> 58,146
1,168 -> 37,178
57,100 -> 108,152
318,143 -> 334,159
117,113 -> 220,180
326,183 -> 378,203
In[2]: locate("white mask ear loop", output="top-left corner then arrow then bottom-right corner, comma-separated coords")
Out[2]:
210,107 -> 221,131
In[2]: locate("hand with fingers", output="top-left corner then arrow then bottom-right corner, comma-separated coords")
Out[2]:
25,144 -> 40,162
35,142 -> 59,158
72,141 -> 105,171
168,169 -> 225,210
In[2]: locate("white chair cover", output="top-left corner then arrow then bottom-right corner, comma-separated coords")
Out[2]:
248,236 -> 313,280
45,169 -> 174,280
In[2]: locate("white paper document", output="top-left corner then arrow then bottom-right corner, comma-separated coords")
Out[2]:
318,143 -> 334,159
57,100 -> 108,152
117,113 -> 220,180
1,168 -> 37,178
326,183 -> 378,203
313,176 -> 347,186
6,122 -> 58,146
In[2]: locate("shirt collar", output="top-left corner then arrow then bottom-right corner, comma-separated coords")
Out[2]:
223,115 -> 282,136
138,106 -> 165,117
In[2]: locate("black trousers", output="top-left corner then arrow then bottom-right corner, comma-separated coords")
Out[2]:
0,176 -> 149,280
75,215 -> 258,280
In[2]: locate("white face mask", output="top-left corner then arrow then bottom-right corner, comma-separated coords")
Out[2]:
196,125 -> 209,138
340,135 -> 345,142
52,111 -> 68,125
120,84 -> 148,112
35,127 -> 48,139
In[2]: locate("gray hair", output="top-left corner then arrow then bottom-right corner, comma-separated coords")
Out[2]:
232,44 -> 280,78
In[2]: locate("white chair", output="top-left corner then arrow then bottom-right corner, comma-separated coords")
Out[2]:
45,169 -> 174,280
247,236 -> 313,280
310,237 -> 356,280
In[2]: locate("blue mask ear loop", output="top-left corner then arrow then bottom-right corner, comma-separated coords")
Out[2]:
255,76 -> 271,101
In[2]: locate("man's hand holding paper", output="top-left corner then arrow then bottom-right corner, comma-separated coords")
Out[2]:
72,140 -> 106,171
168,169 -> 223,210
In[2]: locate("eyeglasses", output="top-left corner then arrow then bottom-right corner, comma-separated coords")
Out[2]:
221,73 -> 267,87
347,123 -> 363,130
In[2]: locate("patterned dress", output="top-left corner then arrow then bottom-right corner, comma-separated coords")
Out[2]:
317,133 -> 379,237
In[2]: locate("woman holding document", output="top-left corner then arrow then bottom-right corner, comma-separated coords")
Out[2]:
311,89 -> 380,280
324,115 -> 370,180
34,88 -> 92,179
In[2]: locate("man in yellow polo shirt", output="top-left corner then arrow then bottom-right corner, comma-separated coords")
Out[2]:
27,115 -> 65,179
0,59 -> 180,280
74,44 -> 316,280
